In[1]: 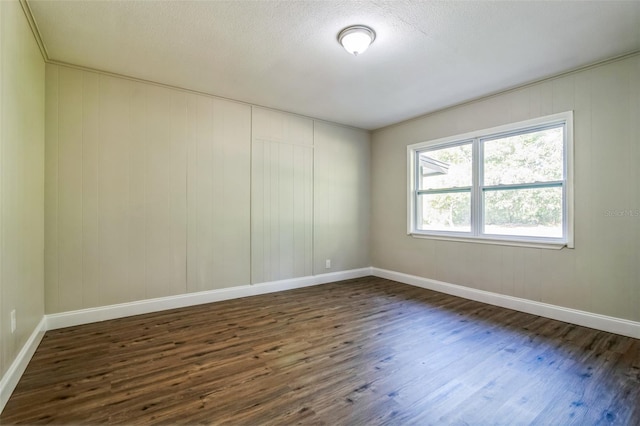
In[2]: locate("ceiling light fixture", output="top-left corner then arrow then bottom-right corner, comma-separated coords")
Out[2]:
338,25 -> 376,56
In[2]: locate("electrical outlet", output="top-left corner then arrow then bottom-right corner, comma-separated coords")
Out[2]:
325,259 -> 331,269
10,310 -> 16,333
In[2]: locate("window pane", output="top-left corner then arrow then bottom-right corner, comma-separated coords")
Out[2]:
484,187 -> 563,238
417,192 -> 471,232
418,143 -> 472,190
483,126 -> 563,186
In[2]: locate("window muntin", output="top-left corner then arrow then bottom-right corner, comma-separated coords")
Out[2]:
408,112 -> 573,248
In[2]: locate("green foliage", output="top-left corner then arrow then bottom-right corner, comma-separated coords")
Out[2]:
420,128 -> 563,229
484,187 -> 562,226
484,128 -> 562,186
419,143 -> 471,229
421,193 -> 470,229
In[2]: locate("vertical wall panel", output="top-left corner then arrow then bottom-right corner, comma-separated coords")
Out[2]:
187,97 -> 251,292
304,147 -> 314,276
251,138 -> 265,282
313,122 -> 370,274
98,75 -> 136,306
631,57 -> 640,322
552,76 -> 575,114
251,107 -> 313,283
44,63 -> 59,313
126,80 -> 146,303
278,144 -> 294,277
168,92 -> 189,296
0,0 -> 45,381
144,85 -> 170,298
539,249 -> 575,307
1,0 -> 5,379
81,72 -> 100,308
185,95 -> 198,293
294,146 -> 314,277
572,69 -> 594,312
509,248 -> 527,300
190,95 -> 214,292
506,88 -> 531,123
210,100 -> 226,286
588,60 -> 635,319
57,67 -> 83,312
269,142 -> 280,278
214,100 -> 251,288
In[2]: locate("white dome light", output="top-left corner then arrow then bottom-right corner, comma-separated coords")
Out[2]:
338,25 -> 376,56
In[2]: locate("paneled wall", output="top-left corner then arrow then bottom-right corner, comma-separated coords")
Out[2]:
46,65 -> 252,313
0,0 -> 45,380
186,97 -> 251,293
314,122 -> 370,274
251,108 -> 314,283
45,64 -> 370,314
371,54 -> 640,322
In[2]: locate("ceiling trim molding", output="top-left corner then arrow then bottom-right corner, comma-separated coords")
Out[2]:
374,49 -> 640,133
19,0 -> 49,61
46,58 -> 370,133
46,50 -> 639,135
20,0 -> 637,133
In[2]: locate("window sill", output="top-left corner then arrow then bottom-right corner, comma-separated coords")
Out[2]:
409,232 -> 571,250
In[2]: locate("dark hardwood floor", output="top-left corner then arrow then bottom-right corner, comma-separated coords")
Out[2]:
2,276 -> 639,425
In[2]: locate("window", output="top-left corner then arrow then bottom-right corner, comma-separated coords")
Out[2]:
408,112 -> 573,249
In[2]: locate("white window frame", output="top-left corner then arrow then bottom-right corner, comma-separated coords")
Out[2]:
407,111 -> 574,250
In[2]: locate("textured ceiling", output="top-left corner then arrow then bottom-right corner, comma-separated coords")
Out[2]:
28,1 -> 640,130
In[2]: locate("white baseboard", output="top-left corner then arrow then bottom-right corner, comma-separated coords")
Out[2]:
371,267 -> 640,339
1,268 -> 371,415
46,268 -> 373,330
2,266 -> 639,417
0,317 -> 47,414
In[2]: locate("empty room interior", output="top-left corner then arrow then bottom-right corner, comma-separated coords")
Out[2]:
1,0 -> 640,424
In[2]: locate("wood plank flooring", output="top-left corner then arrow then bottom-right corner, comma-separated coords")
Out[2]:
2,276 -> 639,425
